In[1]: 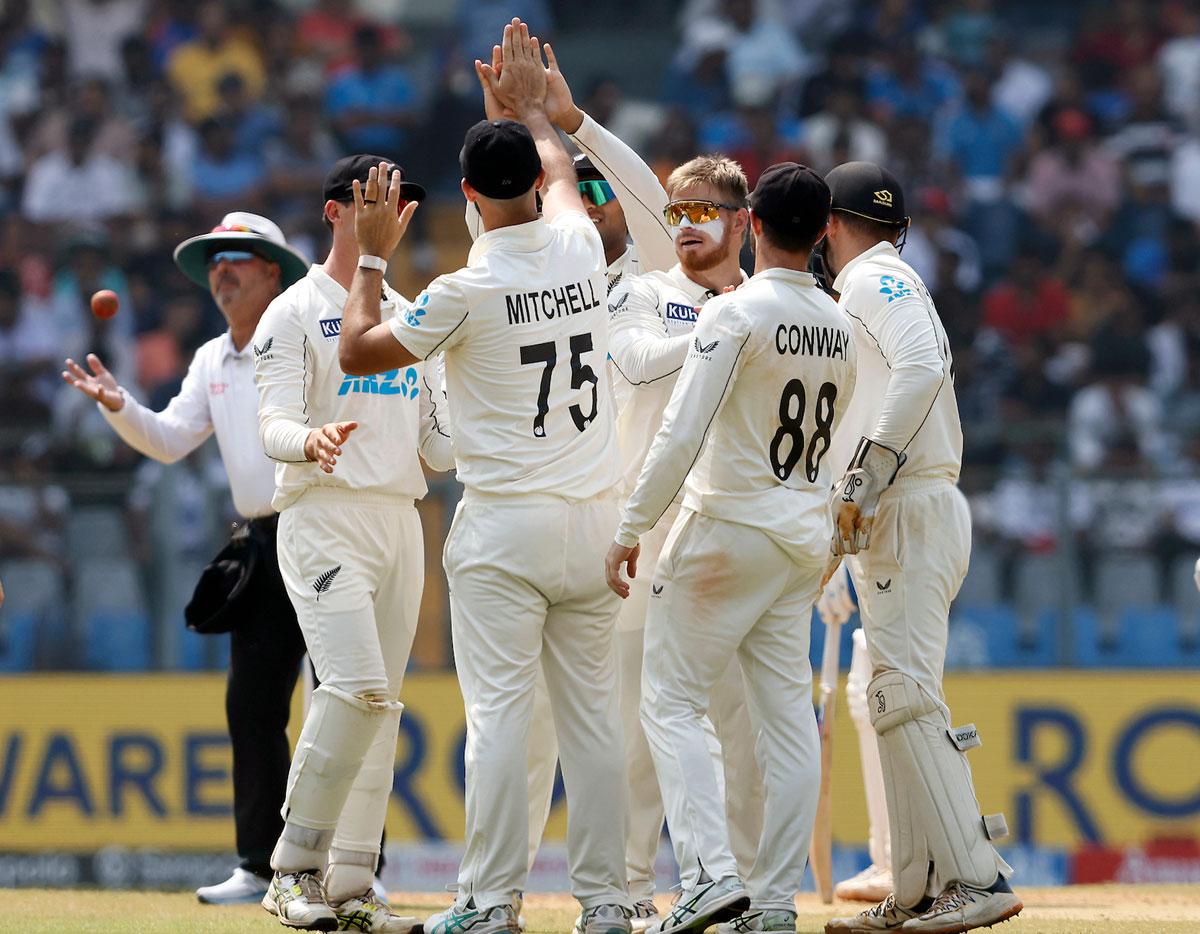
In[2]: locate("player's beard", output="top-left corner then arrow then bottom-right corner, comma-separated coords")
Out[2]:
677,222 -> 734,275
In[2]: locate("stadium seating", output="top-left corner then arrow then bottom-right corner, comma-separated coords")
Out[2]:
0,559 -> 65,671
73,557 -> 151,671
66,506 -> 132,564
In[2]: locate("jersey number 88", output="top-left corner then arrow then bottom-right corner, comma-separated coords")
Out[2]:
769,379 -> 837,482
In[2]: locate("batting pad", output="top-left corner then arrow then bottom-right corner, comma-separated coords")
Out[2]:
273,685 -> 403,873
868,670 -> 1009,907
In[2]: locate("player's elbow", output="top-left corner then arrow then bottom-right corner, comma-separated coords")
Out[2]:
339,339 -> 374,376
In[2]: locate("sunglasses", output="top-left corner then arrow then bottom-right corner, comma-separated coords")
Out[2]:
578,179 -> 617,207
663,199 -> 741,226
207,250 -> 260,267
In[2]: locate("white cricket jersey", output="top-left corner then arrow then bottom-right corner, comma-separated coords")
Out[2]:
100,331 -> 276,519
617,267 -> 857,563
608,264 -> 749,497
253,265 -> 430,511
828,242 -> 962,483
387,211 -> 620,500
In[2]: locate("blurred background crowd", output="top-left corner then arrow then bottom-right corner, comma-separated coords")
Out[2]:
2,0 -> 1200,672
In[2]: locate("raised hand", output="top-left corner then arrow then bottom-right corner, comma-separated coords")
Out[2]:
62,353 -> 124,411
353,161 -> 419,261
493,18 -> 547,119
543,43 -> 582,132
476,44 -> 516,122
304,420 -> 359,474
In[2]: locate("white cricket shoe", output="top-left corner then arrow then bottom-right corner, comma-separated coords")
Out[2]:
900,877 -> 1022,933
836,865 -> 893,903
650,876 -> 749,934
197,867 -> 270,905
263,870 -> 338,930
824,894 -> 922,933
715,908 -> 797,932
572,904 -> 633,934
630,899 -> 660,933
426,895 -> 520,934
333,889 -> 421,932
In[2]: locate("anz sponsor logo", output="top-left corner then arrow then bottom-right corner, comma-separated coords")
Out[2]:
404,292 -> 431,328
338,367 -> 419,399
319,318 -> 342,341
665,302 -> 698,324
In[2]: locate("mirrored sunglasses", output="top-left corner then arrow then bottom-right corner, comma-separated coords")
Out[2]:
578,179 -> 616,207
207,250 -> 259,267
663,199 -> 740,226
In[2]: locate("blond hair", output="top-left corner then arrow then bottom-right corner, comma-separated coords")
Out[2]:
666,155 -> 748,206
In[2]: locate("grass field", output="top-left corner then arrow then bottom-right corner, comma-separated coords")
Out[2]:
0,885 -> 1197,934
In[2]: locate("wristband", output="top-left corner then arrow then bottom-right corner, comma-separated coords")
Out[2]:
358,254 -> 387,271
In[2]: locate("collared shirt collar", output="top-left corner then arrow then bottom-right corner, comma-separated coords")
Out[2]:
468,217 -> 552,266
832,241 -> 899,294
221,330 -> 255,362
666,263 -> 750,304
754,266 -> 818,287
308,263 -> 347,306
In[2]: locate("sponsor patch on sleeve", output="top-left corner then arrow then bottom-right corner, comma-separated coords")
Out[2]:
666,302 -> 699,323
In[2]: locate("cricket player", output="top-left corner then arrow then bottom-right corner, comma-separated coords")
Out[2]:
607,162 -> 855,934
339,21 -> 633,934
818,163 -> 1021,934
61,213 -> 324,907
253,154 -> 438,933
816,568 -> 894,904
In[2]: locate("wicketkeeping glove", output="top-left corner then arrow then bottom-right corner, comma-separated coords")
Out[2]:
832,437 -> 906,556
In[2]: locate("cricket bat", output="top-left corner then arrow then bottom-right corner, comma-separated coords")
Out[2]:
809,617 -> 842,904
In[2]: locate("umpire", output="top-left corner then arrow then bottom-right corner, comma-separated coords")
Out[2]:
62,213 -> 315,905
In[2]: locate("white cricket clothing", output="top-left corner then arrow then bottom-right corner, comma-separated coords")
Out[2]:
846,626 -> 891,871
617,267 -> 856,563
608,265 -> 750,499
569,112 -> 678,277
388,212 -> 619,500
446,491 -> 630,911
253,265 -> 430,511
100,331 -> 276,518
642,509 -> 823,909
828,242 -> 960,481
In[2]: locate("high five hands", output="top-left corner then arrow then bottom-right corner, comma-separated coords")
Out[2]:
352,161 -> 419,262
475,18 -> 579,130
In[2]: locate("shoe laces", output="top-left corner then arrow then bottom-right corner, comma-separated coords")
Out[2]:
924,882 -> 979,916
631,900 -> 658,918
861,895 -> 898,919
291,871 -> 327,903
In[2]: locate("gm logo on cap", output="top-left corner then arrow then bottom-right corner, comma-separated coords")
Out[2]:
873,190 -> 894,207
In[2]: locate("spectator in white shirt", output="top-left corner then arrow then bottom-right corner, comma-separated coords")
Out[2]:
21,117 -> 139,224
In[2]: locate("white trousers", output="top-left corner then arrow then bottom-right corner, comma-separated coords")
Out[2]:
525,507 -> 765,900
642,509 -> 822,911
847,480 -> 1006,897
447,491 -> 630,912
276,490 -> 423,883
846,627 -> 890,870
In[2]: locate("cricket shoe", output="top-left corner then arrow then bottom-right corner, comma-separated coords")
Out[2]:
263,870 -> 338,931
649,876 -> 750,934
572,904 -> 634,934
836,865 -> 893,903
714,908 -> 797,932
630,899 -> 660,933
824,894 -> 924,933
197,866 -> 269,904
900,876 -> 1022,933
425,895 -> 520,934
333,889 -> 421,932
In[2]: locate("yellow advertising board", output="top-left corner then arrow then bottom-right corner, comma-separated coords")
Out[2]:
0,672 -> 1197,851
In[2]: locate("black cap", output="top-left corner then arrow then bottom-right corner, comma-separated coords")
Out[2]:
322,154 -> 427,204
573,152 -> 604,182
825,161 -> 908,226
748,162 -> 831,240
460,120 -> 542,199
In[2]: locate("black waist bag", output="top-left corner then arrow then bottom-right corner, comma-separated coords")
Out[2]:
185,522 -> 261,634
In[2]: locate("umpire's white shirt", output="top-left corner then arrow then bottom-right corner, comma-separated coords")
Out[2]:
101,332 -> 275,518
387,211 -> 619,501
253,265 -> 430,510
828,241 -> 961,482
617,267 -> 856,563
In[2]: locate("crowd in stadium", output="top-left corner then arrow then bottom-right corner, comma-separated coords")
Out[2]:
3,0 -> 1200,662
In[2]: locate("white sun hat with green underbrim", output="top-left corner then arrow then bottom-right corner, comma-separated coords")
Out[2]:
173,212 -> 310,290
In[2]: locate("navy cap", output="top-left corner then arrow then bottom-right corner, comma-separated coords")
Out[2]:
825,161 -> 908,226
323,154 -> 426,204
573,152 -> 605,182
749,162 -> 831,240
460,120 -> 542,199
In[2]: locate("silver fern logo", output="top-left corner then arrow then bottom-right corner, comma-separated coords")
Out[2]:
312,565 -> 341,601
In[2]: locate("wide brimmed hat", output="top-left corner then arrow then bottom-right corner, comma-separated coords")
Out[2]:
174,212 -> 310,290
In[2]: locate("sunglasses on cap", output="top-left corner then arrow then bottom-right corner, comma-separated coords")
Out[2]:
663,199 -> 741,226
578,179 -> 617,207
207,250 -> 261,268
